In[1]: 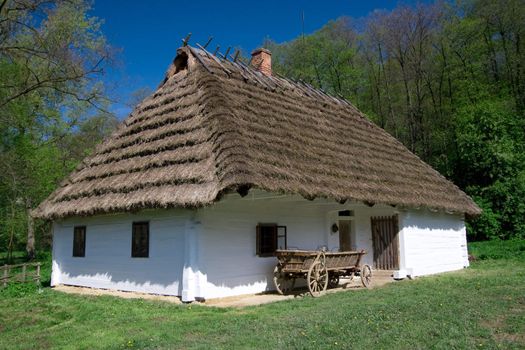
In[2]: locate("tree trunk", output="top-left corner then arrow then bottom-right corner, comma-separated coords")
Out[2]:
7,201 -> 15,264
26,200 -> 35,260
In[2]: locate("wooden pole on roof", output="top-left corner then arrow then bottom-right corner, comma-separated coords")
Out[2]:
182,33 -> 192,47
203,36 -> 213,49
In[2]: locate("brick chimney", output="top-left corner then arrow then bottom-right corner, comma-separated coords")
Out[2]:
251,48 -> 272,76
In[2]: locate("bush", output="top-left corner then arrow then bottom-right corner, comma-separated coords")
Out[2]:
467,197 -> 501,240
0,282 -> 42,298
468,239 -> 525,260
456,99 -> 525,241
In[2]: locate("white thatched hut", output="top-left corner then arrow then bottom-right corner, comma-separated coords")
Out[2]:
34,46 -> 480,301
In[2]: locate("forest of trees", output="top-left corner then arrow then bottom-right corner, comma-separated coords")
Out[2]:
0,0 -> 523,261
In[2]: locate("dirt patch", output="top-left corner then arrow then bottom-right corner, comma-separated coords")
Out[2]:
205,292 -> 297,307
205,273 -> 395,308
53,285 -> 182,304
52,272 -> 395,308
481,310 -> 525,346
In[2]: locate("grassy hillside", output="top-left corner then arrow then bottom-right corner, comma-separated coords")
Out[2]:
0,240 -> 523,349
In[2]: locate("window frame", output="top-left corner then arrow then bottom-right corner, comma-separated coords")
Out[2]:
256,223 -> 287,257
72,226 -> 86,258
131,221 -> 150,258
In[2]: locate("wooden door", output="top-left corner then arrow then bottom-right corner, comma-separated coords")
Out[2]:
371,216 -> 399,270
339,220 -> 351,251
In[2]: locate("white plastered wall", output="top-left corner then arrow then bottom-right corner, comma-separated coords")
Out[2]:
50,190 -> 470,301
398,209 -> 469,277
192,191 -> 397,300
51,209 -> 189,296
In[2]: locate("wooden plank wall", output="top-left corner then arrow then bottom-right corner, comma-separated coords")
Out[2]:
371,216 -> 399,270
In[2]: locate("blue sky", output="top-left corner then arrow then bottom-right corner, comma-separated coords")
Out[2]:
91,0 -> 424,116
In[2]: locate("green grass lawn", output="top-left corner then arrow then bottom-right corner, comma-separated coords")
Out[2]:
0,241 -> 524,350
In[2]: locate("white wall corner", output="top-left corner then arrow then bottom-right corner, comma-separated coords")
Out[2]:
50,222 -> 61,286
181,213 -> 206,302
460,214 -> 470,268
51,260 -> 61,286
393,269 -> 407,279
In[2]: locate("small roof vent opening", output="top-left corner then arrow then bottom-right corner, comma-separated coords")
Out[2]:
173,51 -> 189,75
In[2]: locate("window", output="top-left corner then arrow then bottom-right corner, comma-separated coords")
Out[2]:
338,210 -> 354,217
73,226 -> 86,257
256,224 -> 287,257
132,222 -> 149,258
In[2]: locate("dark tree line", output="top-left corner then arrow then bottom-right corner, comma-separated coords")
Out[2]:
266,0 -> 525,240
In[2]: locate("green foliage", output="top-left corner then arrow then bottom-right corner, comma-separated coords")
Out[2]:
267,1 -> 525,241
455,99 -> 525,239
0,282 -> 41,298
0,249 -> 51,297
455,100 -> 524,188
0,242 -> 523,349
468,239 -> 525,260
0,0 -> 118,256
467,196 -> 502,240
266,18 -> 366,104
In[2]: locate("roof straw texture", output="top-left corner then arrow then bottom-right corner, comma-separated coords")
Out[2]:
34,47 -> 480,219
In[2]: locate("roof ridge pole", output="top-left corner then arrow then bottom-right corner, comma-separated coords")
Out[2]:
272,72 -> 295,91
226,59 -> 250,81
235,57 -> 275,89
295,79 -> 314,97
195,44 -> 214,60
196,44 -> 232,76
314,83 -> 343,105
187,46 -> 213,73
302,80 -> 329,101
228,56 -> 261,83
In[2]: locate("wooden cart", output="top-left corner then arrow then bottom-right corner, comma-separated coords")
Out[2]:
273,249 -> 372,297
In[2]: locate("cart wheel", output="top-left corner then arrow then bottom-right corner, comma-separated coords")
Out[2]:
273,265 -> 295,295
307,260 -> 329,297
360,264 -> 372,289
328,273 -> 340,289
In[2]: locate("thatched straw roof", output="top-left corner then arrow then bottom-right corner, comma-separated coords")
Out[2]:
33,46 -> 480,219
